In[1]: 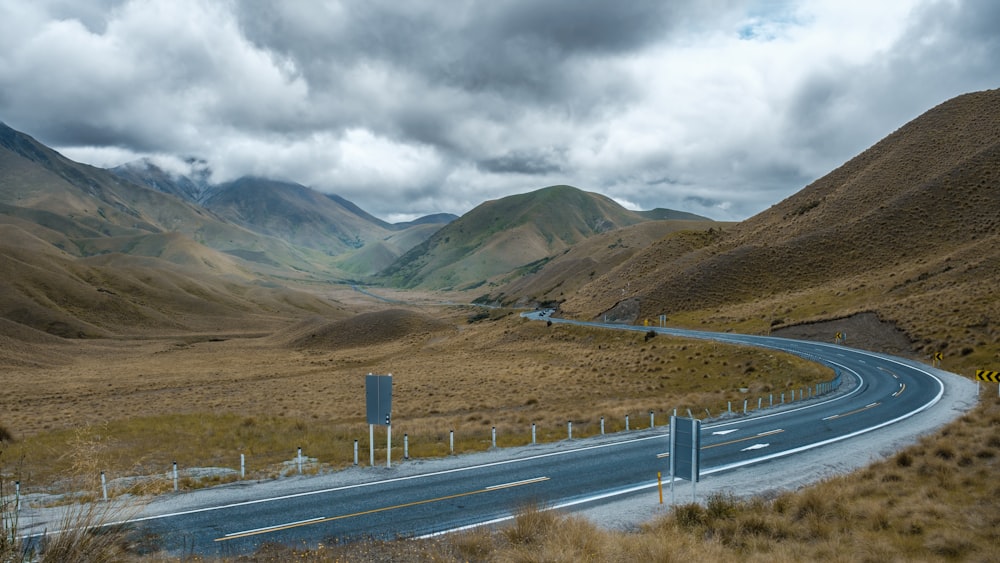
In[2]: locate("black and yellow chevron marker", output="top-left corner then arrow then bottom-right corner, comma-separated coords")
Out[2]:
976,370 -> 1000,382
934,352 -> 943,362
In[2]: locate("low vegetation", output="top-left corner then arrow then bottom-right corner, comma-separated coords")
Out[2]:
2,448 -> 143,562
110,394 -> 998,562
2,311 -> 830,496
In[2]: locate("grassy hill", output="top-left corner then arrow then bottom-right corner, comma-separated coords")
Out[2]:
379,185 -> 711,290
118,167 -> 453,275
561,89 -> 1000,369
0,123 -> 363,278
0,222 -> 345,339
477,219 -> 728,307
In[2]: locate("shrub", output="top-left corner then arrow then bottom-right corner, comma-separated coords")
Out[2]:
706,492 -> 740,520
895,450 -> 913,467
504,503 -> 557,545
673,502 -> 706,529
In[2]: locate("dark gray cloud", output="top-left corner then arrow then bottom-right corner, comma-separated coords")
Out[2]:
0,0 -> 996,222
477,148 -> 566,175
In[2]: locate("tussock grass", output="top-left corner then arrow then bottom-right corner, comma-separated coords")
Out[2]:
2,445 -> 143,562
6,315 -> 830,495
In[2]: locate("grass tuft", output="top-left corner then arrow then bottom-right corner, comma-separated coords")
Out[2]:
504,503 -> 557,545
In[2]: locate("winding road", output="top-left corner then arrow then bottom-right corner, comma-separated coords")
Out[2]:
119,311 -> 947,556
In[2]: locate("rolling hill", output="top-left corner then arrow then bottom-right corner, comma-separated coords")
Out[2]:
475,219 -> 727,307
560,89 -> 1000,365
378,185 -> 713,290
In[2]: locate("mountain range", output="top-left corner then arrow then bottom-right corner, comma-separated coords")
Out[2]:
2,88 -> 997,369
0,120 -> 707,338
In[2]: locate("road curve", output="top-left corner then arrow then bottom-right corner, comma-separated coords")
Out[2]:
108,312 -> 952,556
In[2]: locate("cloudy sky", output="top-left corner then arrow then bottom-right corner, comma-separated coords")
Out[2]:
1,1 -> 997,222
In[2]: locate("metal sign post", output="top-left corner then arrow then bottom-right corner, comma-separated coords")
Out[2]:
365,373 -> 393,468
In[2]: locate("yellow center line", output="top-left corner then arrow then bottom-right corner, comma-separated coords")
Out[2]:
215,477 -> 550,542
880,367 -> 899,379
893,383 -> 906,397
822,402 -> 881,421
486,476 -> 549,490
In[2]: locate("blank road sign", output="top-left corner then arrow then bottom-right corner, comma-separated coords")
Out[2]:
670,415 -> 701,482
366,374 -> 393,425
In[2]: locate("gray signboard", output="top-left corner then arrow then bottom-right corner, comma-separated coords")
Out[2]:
365,374 -> 393,425
669,415 -> 701,482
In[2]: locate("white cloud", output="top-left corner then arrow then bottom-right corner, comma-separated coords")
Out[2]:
1,0 -> 996,222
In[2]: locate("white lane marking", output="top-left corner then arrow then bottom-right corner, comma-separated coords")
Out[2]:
741,443 -> 770,451
822,402 -> 882,421
756,429 -> 783,437
712,429 -> 739,435
486,477 -> 549,490
223,517 -> 324,538
111,434 -> 668,526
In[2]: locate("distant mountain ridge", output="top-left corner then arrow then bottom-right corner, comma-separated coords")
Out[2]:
108,159 -> 458,275
112,158 -> 213,203
2,120 -> 707,337
113,159 -> 457,232
378,184 -> 714,289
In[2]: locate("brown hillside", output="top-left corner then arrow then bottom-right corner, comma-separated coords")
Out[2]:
484,220 -> 726,307
561,89 -> 1000,366
279,309 -> 455,350
0,224 -> 343,338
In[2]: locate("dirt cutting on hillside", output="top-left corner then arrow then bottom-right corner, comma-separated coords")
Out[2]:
772,311 -> 916,357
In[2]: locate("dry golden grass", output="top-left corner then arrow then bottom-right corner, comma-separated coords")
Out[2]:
0,306 -> 830,495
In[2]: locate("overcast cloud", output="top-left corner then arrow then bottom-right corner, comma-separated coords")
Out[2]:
1,0 -> 997,222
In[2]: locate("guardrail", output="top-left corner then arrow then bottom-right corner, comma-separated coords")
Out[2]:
2,367 -> 846,507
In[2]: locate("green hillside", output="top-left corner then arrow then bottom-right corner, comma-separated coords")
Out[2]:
379,185 -> 678,289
